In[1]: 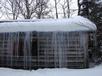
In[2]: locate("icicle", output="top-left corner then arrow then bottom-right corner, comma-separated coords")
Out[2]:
7,33 -> 10,66
9,33 -> 13,67
52,32 -> 66,68
2,33 -> 4,66
58,32 -> 63,68
7,32 -> 13,67
23,32 -> 31,69
52,32 -> 57,68
15,32 -> 19,58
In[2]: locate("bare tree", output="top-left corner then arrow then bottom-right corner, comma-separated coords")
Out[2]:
0,1 -> 1,11
53,0 -> 61,19
54,0 -> 58,19
60,0 -> 67,18
15,0 -> 37,19
0,0 -> 77,19
77,0 -> 81,15
2,0 -> 20,20
0,0 -> 3,18
66,0 -> 70,18
35,0 -> 51,19
60,0 -> 77,18
15,0 -> 50,19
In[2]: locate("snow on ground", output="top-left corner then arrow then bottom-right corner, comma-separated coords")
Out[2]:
0,64 -> 102,76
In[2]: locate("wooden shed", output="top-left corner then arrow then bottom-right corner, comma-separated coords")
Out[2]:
0,16 -> 97,69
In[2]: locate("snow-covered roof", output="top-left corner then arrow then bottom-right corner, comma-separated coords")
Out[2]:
0,16 -> 96,33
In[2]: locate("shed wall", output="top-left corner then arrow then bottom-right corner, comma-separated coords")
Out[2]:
0,31 -> 89,69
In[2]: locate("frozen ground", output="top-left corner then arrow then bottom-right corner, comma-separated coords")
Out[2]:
0,64 -> 102,76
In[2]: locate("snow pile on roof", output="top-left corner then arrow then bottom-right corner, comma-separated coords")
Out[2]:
0,16 -> 96,33
0,64 -> 102,76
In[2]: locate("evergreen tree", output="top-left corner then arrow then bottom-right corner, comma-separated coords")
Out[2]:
78,0 -> 102,32
78,0 -> 102,61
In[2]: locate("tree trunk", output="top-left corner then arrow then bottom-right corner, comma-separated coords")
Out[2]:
77,0 -> 81,15
54,0 -> 58,19
66,0 -> 70,18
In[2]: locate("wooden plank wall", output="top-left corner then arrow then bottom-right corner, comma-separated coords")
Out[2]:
0,32 -> 91,69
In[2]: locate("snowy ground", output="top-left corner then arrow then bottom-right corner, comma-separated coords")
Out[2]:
0,64 -> 102,76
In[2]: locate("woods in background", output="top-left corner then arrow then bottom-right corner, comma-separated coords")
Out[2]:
0,0 -> 77,19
